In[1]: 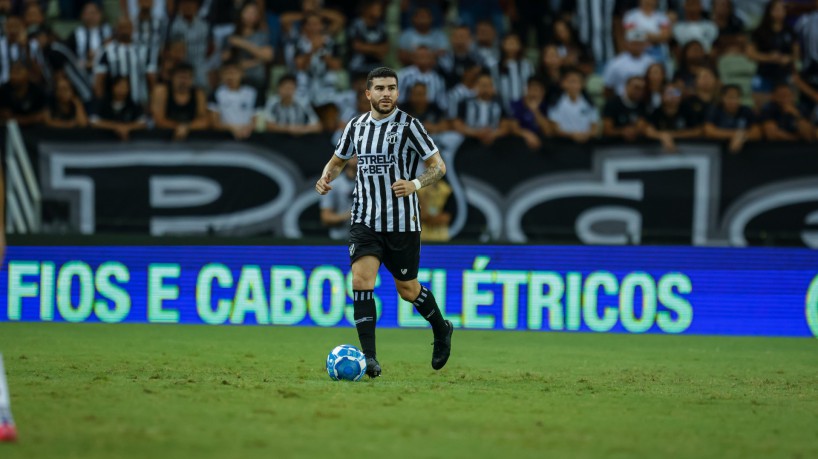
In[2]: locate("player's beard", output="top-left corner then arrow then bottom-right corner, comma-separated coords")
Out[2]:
371,98 -> 396,115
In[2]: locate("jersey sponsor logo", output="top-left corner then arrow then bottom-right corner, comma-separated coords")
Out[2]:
388,122 -> 410,127
358,153 -> 395,175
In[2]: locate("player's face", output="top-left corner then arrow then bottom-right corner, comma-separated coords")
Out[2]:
366,77 -> 398,115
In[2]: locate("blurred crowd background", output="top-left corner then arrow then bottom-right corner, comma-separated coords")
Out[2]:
1,0 -> 817,154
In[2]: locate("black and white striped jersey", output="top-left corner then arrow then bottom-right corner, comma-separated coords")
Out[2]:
334,108 -> 438,232
94,41 -> 158,104
263,95 -> 319,126
493,58 -> 534,112
65,25 -> 112,70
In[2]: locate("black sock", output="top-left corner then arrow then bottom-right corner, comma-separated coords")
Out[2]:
412,286 -> 448,336
353,290 -> 377,360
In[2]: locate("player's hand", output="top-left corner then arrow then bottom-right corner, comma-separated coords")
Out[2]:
315,171 -> 333,195
391,179 -> 417,198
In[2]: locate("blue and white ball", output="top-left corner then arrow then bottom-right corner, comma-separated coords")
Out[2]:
326,344 -> 367,381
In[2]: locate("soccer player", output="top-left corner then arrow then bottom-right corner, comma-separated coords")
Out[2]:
315,67 -> 453,378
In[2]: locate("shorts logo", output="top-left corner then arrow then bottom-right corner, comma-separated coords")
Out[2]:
349,244 -> 355,256
401,268 -> 407,274
386,132 -> 398,144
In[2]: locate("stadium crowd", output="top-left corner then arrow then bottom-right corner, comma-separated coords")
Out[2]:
1,0 -> 818,152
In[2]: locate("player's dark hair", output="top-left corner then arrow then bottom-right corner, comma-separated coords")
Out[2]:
366,67 -> 398,89
278,73 -> 297,86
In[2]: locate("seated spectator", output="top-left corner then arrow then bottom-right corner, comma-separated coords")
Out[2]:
169,0 -> 213,89
30,25 -> 95,105
347,0 -> 388,77
65,2 -> 112,78
603,76 -> 647,141
548,68 -> 599,144
91,76 -> 147,140
510,76 -> 552,149
673,0 -> 719,53
397,46 -> 447,112
280,0 -> 345,72
673,40 -> 710,95
704,85 -> 762,153
45,76 -> 89,128
746,0 -> 796,109
452,72 -> 513,146
760,83 -> 815,142
94,17 -> 156,105
551,18 -> 594,76
320,155 -> 356,241
474,20 -> 499,67
445,67 -> 478,119
151,62 -> 209,140
643,62 -> 667,113
294,12 -> 343,118
397,7 -> 448,65
686,67 -> 720,125
403,82 -> 447,134
399,0 -> 447,30
646,85 -> 703,152
158,39 -> 187,85
793,2 -> 818,121
711,0 -> 746,51
263,73 -> 321,135
437,24 -> 483,90
132,0 -> 166,71
208,61 -> 262,140
221,1 -> 274,94
0,62 -> 46,126
603,29 -> 654,98
1,17 -> 30,84
494,33 -> 534,113
536,44 -> 565,106
623,0 -> 672,63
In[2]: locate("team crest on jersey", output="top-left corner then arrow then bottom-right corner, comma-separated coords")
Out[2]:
386,132 -> 398,144
349,243 -> 355,256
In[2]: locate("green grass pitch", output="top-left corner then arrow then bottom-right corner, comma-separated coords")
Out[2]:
0,323 -> 816,459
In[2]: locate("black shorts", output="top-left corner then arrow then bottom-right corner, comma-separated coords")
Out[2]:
349,223 -> 420,281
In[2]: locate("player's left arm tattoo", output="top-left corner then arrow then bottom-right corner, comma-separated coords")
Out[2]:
417,152 -> 447,189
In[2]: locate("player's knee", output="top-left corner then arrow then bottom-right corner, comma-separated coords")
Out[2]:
352,275 -> 376,291
396,282 -> 421,302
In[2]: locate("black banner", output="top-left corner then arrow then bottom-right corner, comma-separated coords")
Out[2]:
4,127 -> 818,247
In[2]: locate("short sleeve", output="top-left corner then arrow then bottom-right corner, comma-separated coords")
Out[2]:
407,118 -> 438,160
334,118 -> 356,159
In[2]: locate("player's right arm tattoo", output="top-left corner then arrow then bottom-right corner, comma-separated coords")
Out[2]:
417,155 -> 446,188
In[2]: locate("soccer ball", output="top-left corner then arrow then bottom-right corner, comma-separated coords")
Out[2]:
326,344 -> 367,381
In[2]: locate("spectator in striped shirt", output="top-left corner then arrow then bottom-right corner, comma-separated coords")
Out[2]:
221,1 -> 273,94
494,32 -> 534,113
65,2 -> 111,78
263,73 -> 321,136
548,67 -> 600,143
132,0 -> 166,59
452,72 -> 514,146
45,76 -> 89,129
347,0 -> 388,77
91,76 -> 147,140
436,24 -> 483,90
208,60 -> 262,140
397,7 -> 448,65
0,61 -> 46,126
151,62 -> 210,140
294,12 -> 343,111
397,46 -> 448,112
474,20 -> 500,67
0,16 -> 30,84
93,17 -> 157,106
169,0 -> 213,89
